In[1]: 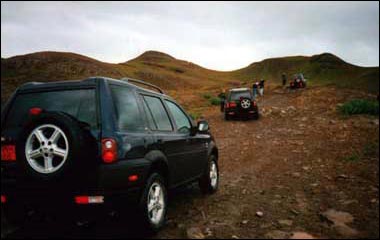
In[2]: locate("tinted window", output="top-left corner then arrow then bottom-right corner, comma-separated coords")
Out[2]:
6,89 -> 97,129
230,91 -> 252,101
142,97 -> 157,130
111,86 -> 145,132
165,100 -> 191,134
143,96 -> 173,131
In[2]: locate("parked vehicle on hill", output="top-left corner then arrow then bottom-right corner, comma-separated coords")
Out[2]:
289,73 -> 307,89
224,88 -> 259,120
1,77 -> 219,232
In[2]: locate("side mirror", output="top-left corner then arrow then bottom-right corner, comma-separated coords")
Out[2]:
197,120 -> 210,133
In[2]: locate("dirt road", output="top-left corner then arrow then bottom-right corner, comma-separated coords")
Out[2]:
2,86 -> 379,239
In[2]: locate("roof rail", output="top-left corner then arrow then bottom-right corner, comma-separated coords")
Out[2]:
121,77 -> 164,94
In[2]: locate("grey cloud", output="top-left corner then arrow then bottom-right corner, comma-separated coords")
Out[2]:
1,1 -> 379,70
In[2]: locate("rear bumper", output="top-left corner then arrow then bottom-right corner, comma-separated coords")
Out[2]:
1,158 -> 151,217
2,194 -> 116,222
225,108 -> 259,117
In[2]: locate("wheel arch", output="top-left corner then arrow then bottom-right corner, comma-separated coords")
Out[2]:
144,150 -> 170,186
208,141 -> 219,162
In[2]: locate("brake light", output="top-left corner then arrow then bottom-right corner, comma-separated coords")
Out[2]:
1,195 -> 6,204
102,138 -> 117,164
1,145 -> 16,162
29,108 -> 43,116
253,101 -> 257,107
75,196 -> 104,205
128,175 -> 139,182
227,102 -> 237,108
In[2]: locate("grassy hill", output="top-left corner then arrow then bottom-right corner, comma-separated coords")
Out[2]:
119,51 -> 237,90
1,51 -> 378,103
232,53 -> 379,91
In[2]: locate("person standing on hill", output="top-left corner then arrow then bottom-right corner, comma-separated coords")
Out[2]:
299,73 -> 307,87
282,73 -> 287,88
252,81 -> 258,99
259,79 -> 265,97
218,89 -> 226,112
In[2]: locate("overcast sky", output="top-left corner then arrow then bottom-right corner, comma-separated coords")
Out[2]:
1,1 -> 379,70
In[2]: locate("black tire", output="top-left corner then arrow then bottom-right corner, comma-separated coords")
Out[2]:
199,155 -> 219,194
16,111 -> 96,181
224,114 -> 230,121
138,173 -> 168,233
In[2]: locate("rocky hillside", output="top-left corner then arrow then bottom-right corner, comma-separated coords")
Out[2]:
232,53 -> 379,92
1,51 -> 378,103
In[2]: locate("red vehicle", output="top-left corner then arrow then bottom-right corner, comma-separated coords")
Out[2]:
289,74 -> 307,89
290,79 -> 306,89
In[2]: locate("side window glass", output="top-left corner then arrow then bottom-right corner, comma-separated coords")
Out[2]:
77,90 -> 97,128
165,100 -> 191,134
142,97 -> 157,130
111,86 -> 145,132
143,96 -> 173,131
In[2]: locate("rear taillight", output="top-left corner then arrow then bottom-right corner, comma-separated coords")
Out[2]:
102,138 -> 117,164
128,175 -> 139,182
253,101 -> 257,107
1,195 -> 7,204
226,102 -> 237,108
29,107 -> 43,116
1,145 -> 16,162
75,196 -> 104,205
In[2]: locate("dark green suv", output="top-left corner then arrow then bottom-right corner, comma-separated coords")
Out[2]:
1,77 -> 219,232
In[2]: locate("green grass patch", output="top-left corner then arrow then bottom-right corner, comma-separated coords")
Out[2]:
363,141 -> 379,158
342,141 -> 379,163
343,152 -> 361,162
189,112 -> 201,120
338,99 -> 379,116
209,97 -> 221,106
202,93 -> 212,100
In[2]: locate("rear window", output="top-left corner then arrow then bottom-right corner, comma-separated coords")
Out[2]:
230,91 -> 252,101
110,85 -> 145,132
5,89 -> 97,129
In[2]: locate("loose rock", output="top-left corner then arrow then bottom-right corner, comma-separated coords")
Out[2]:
256,211 -> 264,218
186,227 -> 205,239
290,232 -> 316,239
292,172 -> 301,178
278,219 -> 293,227
321,209 -> 359,237
241,220 -> 249,225
265,230 -> 290,239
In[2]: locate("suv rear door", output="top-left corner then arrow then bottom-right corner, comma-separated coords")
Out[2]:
140,94 -> 190,187
109,84 -> 152,160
